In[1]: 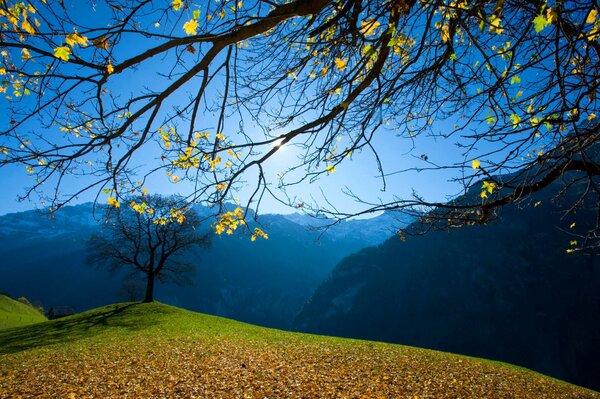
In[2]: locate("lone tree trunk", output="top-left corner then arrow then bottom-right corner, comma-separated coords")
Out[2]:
143,273 -> 155,303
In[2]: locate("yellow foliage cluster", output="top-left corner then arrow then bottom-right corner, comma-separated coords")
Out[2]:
107,196 -> 120,208
0,1 -> 39,37
153,208 -> 186,225
129,200 -> 154,215
250,227 -> 268,241
173,146 -> 200,169
214,207 -> 245,235
480,181 -> 496,199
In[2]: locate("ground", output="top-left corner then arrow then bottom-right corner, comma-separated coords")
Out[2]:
0,294 -> 46,330
0,302 -> 598,398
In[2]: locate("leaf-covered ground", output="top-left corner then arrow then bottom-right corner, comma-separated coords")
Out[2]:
0,294 -> 46,330
0,303 -> 598,398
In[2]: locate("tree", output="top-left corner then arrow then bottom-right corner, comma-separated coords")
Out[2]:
0,0 -> 598,248
87,195 -> 209,303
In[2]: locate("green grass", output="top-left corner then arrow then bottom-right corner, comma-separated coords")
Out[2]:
0,294 -> 47,330
0,302 -> 598,398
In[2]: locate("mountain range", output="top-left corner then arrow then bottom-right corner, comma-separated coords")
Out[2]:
0,203 -> 409,329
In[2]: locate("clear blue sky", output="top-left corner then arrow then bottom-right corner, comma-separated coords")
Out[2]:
0,1 -> 472,217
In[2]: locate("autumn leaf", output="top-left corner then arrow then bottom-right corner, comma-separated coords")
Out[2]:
107,196 -> 120,208
326,165 -> 336,173
171,0 -> 183,11
335,57 -> 348,71
587,9 -> 598,24
186,45 -> 196,54
471,159 -> 480,169
183,19 -> 199,35
509,113 -> 521,129
53,46 -> 71,61
532,14 -> 548,33
92,36 -> 110,50
546,8 -> 557,24
107,62 -> 114,74
488,15 -> 503,34
21,18 -> 35,34
66,32 -> 89,47
360,19 -> 380,37
21,48 -> 31,61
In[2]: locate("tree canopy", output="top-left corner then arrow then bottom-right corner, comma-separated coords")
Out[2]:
87,195 -> 209,302
0,0 -> 599,248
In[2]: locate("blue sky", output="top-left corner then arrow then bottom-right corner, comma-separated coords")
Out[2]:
0,0 -> 480,217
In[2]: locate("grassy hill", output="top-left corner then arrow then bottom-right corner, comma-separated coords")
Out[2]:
0,294 -> 46,330
0,303 -> 598,398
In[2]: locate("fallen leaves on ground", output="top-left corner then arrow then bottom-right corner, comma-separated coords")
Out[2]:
2,336 -> 598,398
0,304 -> 598,398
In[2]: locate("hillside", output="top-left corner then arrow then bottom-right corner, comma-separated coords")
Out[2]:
0,302 -> 597,398
0,204 -> 409,329
294,187 -> 600,390
0,294 -> 46,330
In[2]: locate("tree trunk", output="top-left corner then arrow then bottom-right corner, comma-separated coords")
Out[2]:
143,273 -> 155,303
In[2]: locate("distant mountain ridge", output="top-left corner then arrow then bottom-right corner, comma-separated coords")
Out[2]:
0,202 -> 411,329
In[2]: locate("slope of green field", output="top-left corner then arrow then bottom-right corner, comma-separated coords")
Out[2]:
0,302 -> 597,398
0,294 -> 46,330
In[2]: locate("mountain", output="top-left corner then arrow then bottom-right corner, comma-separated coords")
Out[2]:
0,203 -> 410,329
294,186 -> 600,390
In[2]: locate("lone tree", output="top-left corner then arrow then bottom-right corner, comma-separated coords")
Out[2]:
0,0 -> 599,248
88,195 -> 209,303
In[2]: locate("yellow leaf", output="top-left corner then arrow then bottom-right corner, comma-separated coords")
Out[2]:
335,57 -> 348,71
546,8 -> 557,24
587,9 -> 598,24
107,196 -> 120,208
440,25 -> 450,42
171,0 -> 184,11
66,32 -> 89,47
360,19 -> 380,37
21,48 -> 31,61
183,18 -> 199,35
21,19 -> 35,34
489,14 -> 503,34
481,181 -> 496,198
326,165 -> 336,173
53,46 -> 71,61
471,159 -> 480,169
106,61 -> 114,74
570,222 -> 576,229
